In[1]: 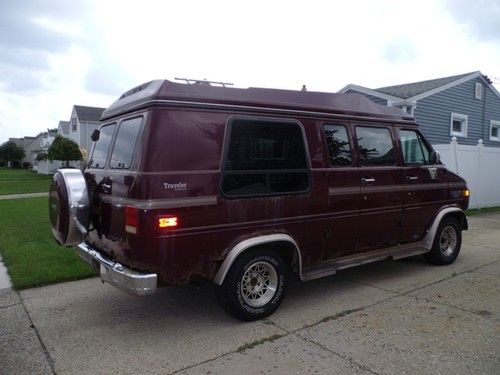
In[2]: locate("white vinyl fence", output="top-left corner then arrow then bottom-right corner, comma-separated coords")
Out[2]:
434,138 -> 500,209
33,159 -> 83,175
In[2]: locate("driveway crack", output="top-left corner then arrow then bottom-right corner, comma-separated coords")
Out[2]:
17,291 -> 57,375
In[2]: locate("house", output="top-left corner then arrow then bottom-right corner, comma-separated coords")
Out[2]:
339,71 -> 500,147
67,105 -> 105,154
339,71 -> 500,208
57,120 -> 70,137
9,136 -> 36,151
23,130 -> 58,173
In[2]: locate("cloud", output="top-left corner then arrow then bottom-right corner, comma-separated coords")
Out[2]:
0,0 -> 90,93
85,62 -> 134,97
444,0 -> 500,42
382,37 -> 419,63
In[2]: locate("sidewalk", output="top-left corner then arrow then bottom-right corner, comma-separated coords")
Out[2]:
0,192 -> 48,200
0,256 -> 12,289
1,213 -> 499,374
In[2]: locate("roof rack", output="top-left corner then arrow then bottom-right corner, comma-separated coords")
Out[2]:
174,77 -> 234,88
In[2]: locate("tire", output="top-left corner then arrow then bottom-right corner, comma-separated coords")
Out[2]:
49,168 -> 90,246
425,216 -> 462,265
215,249 -> 287,321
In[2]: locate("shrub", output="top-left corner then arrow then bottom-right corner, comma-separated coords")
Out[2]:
47,136 -> 82,167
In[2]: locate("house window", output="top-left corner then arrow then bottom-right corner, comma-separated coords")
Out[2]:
450,113 -> 468,137
475,82 -> 483,100
71,117 -> 77,131
491,120 -> 500,142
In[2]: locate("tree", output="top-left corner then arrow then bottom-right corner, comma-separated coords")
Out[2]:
47,136 -> 82,166
0,141 -> 25,166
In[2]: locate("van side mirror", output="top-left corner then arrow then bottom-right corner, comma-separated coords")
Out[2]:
91,129 -> 100,142
429,150 -> 441,165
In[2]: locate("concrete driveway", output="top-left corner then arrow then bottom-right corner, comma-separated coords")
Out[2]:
1,213 -> 499,374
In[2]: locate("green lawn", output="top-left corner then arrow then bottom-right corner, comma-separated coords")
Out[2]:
0,197 -> 95,289
0,168 -> 53,195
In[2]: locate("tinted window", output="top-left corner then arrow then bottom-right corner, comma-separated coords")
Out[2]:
222,119 -> 309,197
399,130 -> 431,165
356,127 -> 395,166
324,124 -> 352,166
89,124 -> 115,168
110,117 -> 142,169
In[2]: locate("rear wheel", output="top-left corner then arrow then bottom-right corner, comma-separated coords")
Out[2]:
215,249 -> 287,321
425,216 -> 462,265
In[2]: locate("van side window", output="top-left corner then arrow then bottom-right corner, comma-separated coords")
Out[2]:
110,117 -> 142,169
89,124 -> 116,168
324,124 -> 352,166
222,119 -> 309,197
355,127 -> 395,166
399,130 -> 431,165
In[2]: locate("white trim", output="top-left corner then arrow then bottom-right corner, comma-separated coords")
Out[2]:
475,82 -> 483,100
409,72 -> 500,102
340,72 -> 500,105
337,84 -> 402,102
450,113 -> 468,137
490,120 -> 500,142
410,72 -> 480,101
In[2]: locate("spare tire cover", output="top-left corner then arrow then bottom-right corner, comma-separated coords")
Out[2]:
49,169 -> 90,246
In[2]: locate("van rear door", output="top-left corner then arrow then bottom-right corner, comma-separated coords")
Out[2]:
85,116 -> 143,255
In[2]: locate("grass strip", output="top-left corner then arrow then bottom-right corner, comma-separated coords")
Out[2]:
465,206 -> 500,216
0,197 -> 95,289
0,168 -> 52,195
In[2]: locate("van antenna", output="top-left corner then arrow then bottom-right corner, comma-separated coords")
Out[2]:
174,77 -> 234,88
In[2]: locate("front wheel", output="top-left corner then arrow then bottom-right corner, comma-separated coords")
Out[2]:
215,250 -> 287,321
425,216 -> 462,265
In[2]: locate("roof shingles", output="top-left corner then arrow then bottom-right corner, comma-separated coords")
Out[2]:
74,105 -> 105,122
375,72 -> 476,99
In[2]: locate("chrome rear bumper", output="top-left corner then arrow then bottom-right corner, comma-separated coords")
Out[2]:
76,242 -> 157,296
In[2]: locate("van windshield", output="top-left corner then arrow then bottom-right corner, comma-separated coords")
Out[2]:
89,124 -> 115,168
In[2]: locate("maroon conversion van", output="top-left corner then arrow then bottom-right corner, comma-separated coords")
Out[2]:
49,80 -> 469,321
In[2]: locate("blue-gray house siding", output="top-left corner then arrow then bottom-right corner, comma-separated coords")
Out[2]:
345,75 -> 500,147
414,77 -> 500,147
345,89 -> 387,106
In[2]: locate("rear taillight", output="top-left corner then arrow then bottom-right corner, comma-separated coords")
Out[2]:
125,206 -> 138,234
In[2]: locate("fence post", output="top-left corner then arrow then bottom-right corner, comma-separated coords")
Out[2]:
476,139 -> 484,209
450,137 -> 459,173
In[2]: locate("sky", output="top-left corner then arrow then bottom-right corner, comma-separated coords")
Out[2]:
0,0 -> 499,143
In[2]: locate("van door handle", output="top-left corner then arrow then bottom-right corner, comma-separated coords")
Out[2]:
405,176 -> 419,182
101,183 -> 111,193
361,177 -> 375,184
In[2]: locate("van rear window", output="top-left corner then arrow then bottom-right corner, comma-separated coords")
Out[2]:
89,124 -> 115,168
110,117 -> 142,169
222,119 -> 309,197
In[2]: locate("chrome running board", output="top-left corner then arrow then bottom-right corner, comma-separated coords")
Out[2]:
301,242 -> 427,281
